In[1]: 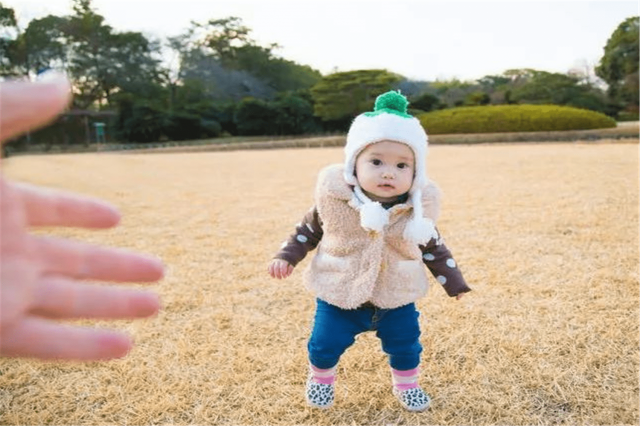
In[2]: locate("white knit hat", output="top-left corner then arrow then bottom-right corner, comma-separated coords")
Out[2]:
344,90 -> 436,245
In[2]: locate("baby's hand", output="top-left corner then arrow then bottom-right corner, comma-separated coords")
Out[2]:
268,259 -> 294,279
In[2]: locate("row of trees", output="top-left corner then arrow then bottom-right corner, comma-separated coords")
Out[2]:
1,0 -> 637,146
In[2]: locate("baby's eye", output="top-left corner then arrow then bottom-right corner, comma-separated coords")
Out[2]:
397,163 -> 409,169
371,159 -> 382,166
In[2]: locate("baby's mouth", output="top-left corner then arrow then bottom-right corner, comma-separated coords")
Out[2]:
378,183 -> 395,189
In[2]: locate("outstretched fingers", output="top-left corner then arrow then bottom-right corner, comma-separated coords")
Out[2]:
34,235 -> 165,283
30,276 -> 160,320
0,318 -> 133,361
13,182 -> 121,229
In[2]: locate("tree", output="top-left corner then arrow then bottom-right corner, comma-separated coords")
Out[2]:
234,97 -> 279,135
194,16 -> 252,67
20,16 -> 69,74
464,91 -> 491,106
179,49 -> 275,101
595,16 -> 639,114
108,32 -> 163,93
430,78 -> 478,107
0,3 -> 15,29
474,74 -> 514,105
310,69 -> 402,121
510,70 -> 607,113
0,6 -> 69,77
0,0 -> 163,108
409,92 -> 441,112
115,97 -> 166,142
477,75 -> 511,90
66,0 -> 163,108
396,79 -> 432,99
235,44 -> 321,92
174,17 -> 321,98
0,3 -> 18,74
273,92 -> 318,135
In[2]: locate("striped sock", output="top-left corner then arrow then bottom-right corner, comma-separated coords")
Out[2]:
310,364 -> 337,385
391,367 -> 420,391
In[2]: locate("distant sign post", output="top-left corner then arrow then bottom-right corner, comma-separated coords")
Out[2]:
94,122 -> 106,148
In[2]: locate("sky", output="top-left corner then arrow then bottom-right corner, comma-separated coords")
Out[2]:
4,0 -> 639,82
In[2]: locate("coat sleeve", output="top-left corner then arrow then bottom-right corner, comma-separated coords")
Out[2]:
273,206 -> 323,267
419,228 -> 471,297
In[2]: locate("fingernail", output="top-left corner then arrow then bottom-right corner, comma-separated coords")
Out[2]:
35,70 -> 71,94
36,69 -> 66,82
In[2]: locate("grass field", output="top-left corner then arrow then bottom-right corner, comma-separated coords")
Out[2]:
1,141 -> 638,425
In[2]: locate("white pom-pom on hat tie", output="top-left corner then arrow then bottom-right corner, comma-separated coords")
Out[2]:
353,185 -> 390,233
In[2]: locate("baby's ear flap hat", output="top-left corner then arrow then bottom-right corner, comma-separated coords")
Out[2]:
344,90 -> 437,245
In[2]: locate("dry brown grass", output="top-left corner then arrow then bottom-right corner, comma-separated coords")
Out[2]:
1,140 -> 638,425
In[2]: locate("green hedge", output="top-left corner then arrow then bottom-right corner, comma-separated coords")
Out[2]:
418,104 -> 617,134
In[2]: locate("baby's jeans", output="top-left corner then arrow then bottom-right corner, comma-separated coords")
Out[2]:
307,298 -> 422,371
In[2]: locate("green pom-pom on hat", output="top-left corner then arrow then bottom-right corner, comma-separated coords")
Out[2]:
364,90 -> 412,118
375,91 -> 408,113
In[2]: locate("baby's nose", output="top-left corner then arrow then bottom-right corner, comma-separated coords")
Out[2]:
381,169 -> 395,178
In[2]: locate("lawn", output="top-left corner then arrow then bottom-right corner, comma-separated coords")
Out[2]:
1,141 -> 638,425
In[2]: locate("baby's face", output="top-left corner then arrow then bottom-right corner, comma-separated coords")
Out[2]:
354,140 -> 414,203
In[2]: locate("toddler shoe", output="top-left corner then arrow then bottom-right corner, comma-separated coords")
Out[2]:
392,386 -> 431,412
305,376 -> 334,408
305,364 -> 336,409
391,367 -> 430,411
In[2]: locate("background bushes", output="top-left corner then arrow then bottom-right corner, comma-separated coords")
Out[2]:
418,104 -> 617,135
233,94 -> 319,136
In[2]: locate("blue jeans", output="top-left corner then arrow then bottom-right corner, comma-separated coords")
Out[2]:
307,299 -> 422,370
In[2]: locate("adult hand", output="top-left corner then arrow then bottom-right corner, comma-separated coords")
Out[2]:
0,73 -> 164,361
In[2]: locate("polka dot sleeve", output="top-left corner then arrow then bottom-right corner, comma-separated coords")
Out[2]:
273,206 -> 324,267
419,229 -> 471,297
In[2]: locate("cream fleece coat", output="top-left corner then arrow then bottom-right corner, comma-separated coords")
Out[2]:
303,164 -> 442,310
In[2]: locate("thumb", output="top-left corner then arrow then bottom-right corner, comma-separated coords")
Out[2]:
0,72 -> 72,143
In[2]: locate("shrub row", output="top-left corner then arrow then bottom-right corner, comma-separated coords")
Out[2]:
119,125 -> 637,154
418,104 -> 617,134
5,121 -> 636,158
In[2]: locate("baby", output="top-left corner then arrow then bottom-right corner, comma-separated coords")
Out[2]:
268,90 -> 471,411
